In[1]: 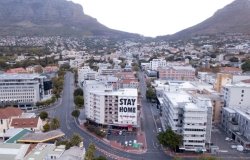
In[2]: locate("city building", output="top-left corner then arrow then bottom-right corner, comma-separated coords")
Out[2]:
161,86 -> 212,152
83,80 -> 138,129
158,66 -> 195,80
0,143 -> 30,160
25,143 -> 85,160
10,117 -> 43,132
221,107 -> 250,150
214,73 -> 232,92
222,82 -> 250,109
0,74 -> 52,109
0,107 -> 23,137
150,59 -> 167,71
78,66 -> 98,87
220,67 -> 242,75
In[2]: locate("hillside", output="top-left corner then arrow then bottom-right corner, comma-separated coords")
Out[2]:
170,0 -> 250,39
0,0 -> 137,37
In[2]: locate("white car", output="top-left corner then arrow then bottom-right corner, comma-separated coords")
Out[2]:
158,128 -> 162,133
129,140 -> 132,146
119,131 -> 123,135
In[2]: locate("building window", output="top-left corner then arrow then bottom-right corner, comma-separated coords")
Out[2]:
242,90 -> 244,93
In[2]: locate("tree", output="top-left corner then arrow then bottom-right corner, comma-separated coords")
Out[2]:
74,95 -> 84,108
85,143 -> 96,160
39,111 -> 48,120
146,87 -> 156,101
229,56 -> 239,62
241,60 -> 250,72
50,118 -> 60,130
72,110 -> 80,118
133,65 -> 140,72
43,123 -> 50,132
94,156 -> 108,160
157,128 -> 183,152
74,88 -> 84,97
70,134 -> 82,146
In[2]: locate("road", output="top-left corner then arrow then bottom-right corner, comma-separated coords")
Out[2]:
48,72 -> 171,160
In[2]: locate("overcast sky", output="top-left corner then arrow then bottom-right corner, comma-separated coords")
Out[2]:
72,0 -> 234,37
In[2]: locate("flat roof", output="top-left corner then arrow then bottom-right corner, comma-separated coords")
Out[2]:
24,143 -> 65,160
5,129 -> 31,144
183,103 -> 207,111
0,143 -> 30,160
0,73 -> 46,80
165,91 -> 191,106
93,88 -> 138,97
3,128 -> 23,138
18,130 -> 65,143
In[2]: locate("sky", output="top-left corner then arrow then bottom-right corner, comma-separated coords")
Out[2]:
72,0 -> 235,37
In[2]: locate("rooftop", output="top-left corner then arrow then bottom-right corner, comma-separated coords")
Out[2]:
95,88 -> 138,97
24,143 -> 65,160
11,118 -> 39,128
164,91 -> 191,106
4,129 -> 31,144
18,130 -> 65,143
0,107 -> 23,119
0,73 -> 46,80
0,143 -> 30,160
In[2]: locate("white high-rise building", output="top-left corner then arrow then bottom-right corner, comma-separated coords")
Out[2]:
162,89 -> 212,152
150,59 -> 167,71
0,74 -> 51,109
83,80 -> 138,128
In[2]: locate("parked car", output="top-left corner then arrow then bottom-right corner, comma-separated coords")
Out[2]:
119,131 -> 123,135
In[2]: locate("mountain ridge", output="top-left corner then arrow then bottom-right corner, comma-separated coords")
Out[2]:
168,0 -> 250,39
0,0 -> 138,38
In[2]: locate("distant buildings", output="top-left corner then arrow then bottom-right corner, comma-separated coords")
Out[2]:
150,59 -> 167,71
158,66 -> 195,80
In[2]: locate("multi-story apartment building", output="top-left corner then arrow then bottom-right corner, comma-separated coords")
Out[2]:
221,82 -> 250,150
222,83 -> 250,109
0,74 -> 52,109
150,59 -> 167,71
158,66 -> 195,80
83,80 -> 138,129
161,86 -> 212,152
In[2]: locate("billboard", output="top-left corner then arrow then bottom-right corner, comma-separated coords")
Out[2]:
118,96 -> 137,126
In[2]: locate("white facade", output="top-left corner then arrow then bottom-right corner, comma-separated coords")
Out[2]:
223,83 -> 250,109
150,59 -> 167,70
162,90 -> 212,151
78,66 -> 98,87
0,74 -> 49,109
83,80 -> 138,127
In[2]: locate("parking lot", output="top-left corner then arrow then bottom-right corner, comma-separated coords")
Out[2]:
106,130 -> 140,148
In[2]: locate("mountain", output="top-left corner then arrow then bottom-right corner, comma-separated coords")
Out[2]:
0,0 -> 137,37
170,0 -> 250,39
